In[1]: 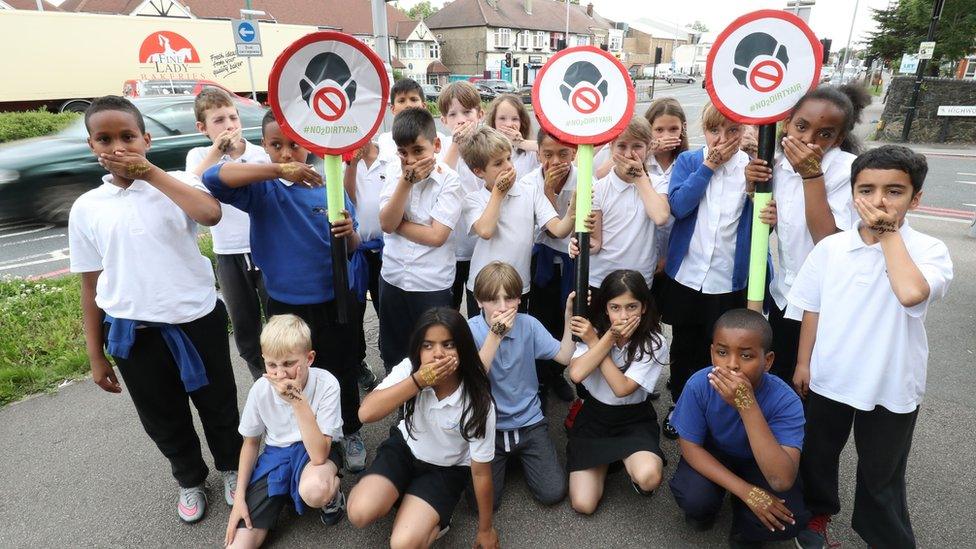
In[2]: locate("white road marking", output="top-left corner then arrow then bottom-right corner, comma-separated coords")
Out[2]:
958,173 -> 976,176
0,233 -> 65,248
907,213 -> 970,224
0,226 -> 54,239
0,247 -> 70,269
957,181 -> 976,186
0,255 -> 70,272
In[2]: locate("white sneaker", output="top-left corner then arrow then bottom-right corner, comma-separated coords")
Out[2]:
343,431 -> 367,473
177,484 -> 207,523
221,470 -> 238,506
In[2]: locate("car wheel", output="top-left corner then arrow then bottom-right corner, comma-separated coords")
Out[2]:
34,181 -> 95,225
60,100 -> 91,114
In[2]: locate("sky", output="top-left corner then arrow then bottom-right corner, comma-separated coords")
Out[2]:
393,0 -> 891,48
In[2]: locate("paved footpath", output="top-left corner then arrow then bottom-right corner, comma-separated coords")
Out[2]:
2,215 -> 974,548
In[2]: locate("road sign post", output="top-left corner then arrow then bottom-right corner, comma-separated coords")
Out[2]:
232,18 -> 263,101
532,46 -> 636,318
705,9 -> 822,312
268,31 -> 390,323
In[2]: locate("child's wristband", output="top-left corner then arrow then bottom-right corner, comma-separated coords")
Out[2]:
411,373 -> 423,391
801,172 -> 824,180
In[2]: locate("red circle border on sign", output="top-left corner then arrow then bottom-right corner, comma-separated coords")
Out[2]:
532,45 -> 636,145
704,9 -> 823,125
268,31 -> 390,156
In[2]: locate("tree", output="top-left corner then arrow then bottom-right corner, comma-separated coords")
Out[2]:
407,0 -> 439,20
687,20 -> 709,33
866,0 -> 976,75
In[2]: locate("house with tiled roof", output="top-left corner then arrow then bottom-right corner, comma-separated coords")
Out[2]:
0,0 -> 61,10
57,0 -> 450,83
425,0 -> 617,86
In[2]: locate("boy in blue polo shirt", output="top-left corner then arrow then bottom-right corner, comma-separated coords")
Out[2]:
202,110 -> 369,472
669,309 -> 812,548
468,261 -> 575,509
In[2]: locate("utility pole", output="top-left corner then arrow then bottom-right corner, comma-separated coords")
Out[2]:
839,0 -> 859,81
902,0 -> 945,141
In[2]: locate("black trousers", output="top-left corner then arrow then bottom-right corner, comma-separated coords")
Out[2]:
378,277 -> 453,373
528,258 -> 567,392
267,295 -> 364,435
801,392 -> 919,549
659,276 -> 745,402
451,260 -> 470,311
216,253 -> 268,380
111,301 -> 242,488
356,250 -> 383,362
670,451 -> 808,542
768,304 -> 802,388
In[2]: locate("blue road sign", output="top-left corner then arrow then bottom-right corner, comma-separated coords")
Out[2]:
238,21 -> 256,42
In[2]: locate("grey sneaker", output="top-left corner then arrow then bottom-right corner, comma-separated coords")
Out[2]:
221,470 -> 238,506
320,490 -> 346,526
358,361 -> 378,391
177,484 -> 207,523
343,431 -> 367,473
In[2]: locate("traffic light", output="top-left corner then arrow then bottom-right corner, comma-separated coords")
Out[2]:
654,47 -> 663,65
556,39 -> 567,51
505,52 -> 513,67
820,38 -> 832,65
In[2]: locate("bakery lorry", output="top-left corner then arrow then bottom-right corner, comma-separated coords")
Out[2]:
0,10 -> 326,112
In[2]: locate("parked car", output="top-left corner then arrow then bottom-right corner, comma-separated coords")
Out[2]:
122,79 -> 259,106
0,96 -> 267,224
666,73 -> 696,84
474,83 -> 497,102
480,79 -> 519,95
421,83 -> 441,102
519,85 -> 533,104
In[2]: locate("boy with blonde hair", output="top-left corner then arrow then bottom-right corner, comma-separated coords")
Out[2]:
460,127 -> 575,318
226,314 -> 346,548
187,88 -> 270,380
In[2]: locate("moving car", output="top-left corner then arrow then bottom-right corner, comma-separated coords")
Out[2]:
666,73 -> 696,84
0,96 -> 267,224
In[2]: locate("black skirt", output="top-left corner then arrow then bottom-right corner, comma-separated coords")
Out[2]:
566,397 -> 666,473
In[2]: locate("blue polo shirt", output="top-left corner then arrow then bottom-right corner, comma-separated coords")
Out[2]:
671,367 -> 804,460
468,313 -> 560,430
203,165 -> 356,305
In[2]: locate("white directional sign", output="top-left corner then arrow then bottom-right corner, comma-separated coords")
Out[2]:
918,41 -> 935,60
268,31 -> 390,156
532,45 -> 636,145
705,9 -> 822,125
231,19 -> 262,57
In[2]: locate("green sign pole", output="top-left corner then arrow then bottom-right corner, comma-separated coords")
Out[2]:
324,153 -> 350,323
746,124 -> 776,312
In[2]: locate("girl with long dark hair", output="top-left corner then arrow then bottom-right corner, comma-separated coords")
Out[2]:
346,308 -> 499,549
566,270 -> 669,515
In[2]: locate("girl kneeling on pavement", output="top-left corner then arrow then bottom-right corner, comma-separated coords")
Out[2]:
347,308 -> 500,549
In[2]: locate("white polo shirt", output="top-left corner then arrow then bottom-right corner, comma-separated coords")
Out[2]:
527,165 -> 577,254
590,170 -> 669,288
68,172 -> 217,324
464,180 -> 558,294
377,359 -> 497,467
770,148 -> 855,320
379,162 -> 462,292
238,368 -> 344,447
185,141 -> 269,255
674,149 -> 750,294
354,154 -> 391,242
787,222 -> 952,413
573,337 -> 669,406
512,148 -> 541,182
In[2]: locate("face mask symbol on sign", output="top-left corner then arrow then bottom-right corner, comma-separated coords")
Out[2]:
731,32 -> 790,94
300,52 -> 358,122
559,61 -> 608,115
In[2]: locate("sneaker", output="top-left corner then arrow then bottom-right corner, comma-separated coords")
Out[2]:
358,361 -> 378,391
662,405 -> 678,440
221,470 -> 238,506
435,522 -> 451,540
649,390 -> 661,401
177,484 -> 207,523
551,375 -> 575,402
320,490 -> 346,526
564,398 -> 583,432
794,514 -> 832,549
343,431 -> 367,473
631,480 -> 654,497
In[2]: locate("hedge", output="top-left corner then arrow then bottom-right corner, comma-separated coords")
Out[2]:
0,110 -> 80,144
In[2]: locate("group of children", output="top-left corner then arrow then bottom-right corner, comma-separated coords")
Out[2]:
66,76 -> 952,549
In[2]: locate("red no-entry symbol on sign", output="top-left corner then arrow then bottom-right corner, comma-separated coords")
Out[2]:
571,86 -> 601,114
313,86 -> 347,121
748,60 -> 784,93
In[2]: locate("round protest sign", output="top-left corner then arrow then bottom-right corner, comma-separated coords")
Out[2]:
705,10 -> 822,125
532,45 -> 635,145
268,31 -> 390,156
